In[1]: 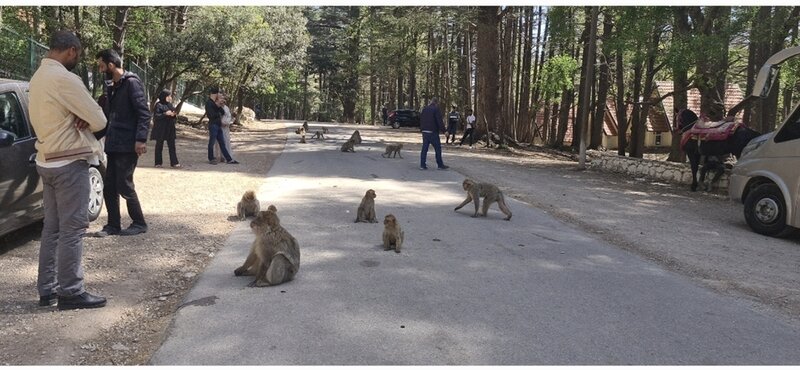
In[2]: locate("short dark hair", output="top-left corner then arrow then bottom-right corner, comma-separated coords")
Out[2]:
49,30 -> 82,52
95,49 -> 122,68
209,86 -> 220,94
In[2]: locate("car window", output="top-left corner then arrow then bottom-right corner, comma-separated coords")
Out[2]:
0,91 -> 30,141
774,104 -> 800,143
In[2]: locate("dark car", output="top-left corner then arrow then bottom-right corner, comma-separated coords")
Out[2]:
0,79 -> 105,237
388,109 -> 420,129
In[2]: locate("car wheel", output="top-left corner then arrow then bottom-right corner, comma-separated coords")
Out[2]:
392,122 -> 399,129
743,183 -> 796,237
88,166 -> 104,222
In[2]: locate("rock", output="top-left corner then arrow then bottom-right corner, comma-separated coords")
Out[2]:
111,343 -> 129,352
158,297 -> 167,301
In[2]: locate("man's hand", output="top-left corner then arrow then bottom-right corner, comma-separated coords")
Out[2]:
135,142 -> 147,156
73,117 -> 89,130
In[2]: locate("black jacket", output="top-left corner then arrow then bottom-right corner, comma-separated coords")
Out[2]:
103,72 -> 151,153
419,103 -> 444,132
150,101 -> 176,141
205,98 -> 223,127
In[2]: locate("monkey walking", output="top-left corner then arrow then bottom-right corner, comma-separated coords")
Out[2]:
355,189 -> 377,223
454,179 -> 513,221
234,208 -> 300,287
311,130 -> 325,140
381,143 -> 403,159
382,214 -> 404,253
340,138 -> 356,152
237,190 -> 261,220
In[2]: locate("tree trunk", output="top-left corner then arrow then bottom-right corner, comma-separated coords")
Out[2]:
668,7 -> 690,162
476,6 -> 501,141
590,10 -> 612,150
112,6 -> 130,56
517,7 -> 534,143
615,50 -> 628,156
573,7 -> 592,151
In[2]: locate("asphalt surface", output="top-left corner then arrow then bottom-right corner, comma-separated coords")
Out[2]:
151,123 -> 800,365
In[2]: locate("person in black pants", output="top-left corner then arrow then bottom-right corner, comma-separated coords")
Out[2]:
151,90 -> 181,168
460,108 -> 476,148
205,87 -> 237,164
93,49 -> 150,237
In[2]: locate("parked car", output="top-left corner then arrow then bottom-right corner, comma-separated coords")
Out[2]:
388,109 -> 420,129
0,78 -> 105,237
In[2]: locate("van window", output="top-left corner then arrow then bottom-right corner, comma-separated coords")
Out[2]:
0,92 -> 29,141
774,104 -> 800,143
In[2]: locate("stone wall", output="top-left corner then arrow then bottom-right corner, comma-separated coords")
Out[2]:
588,150 -> 729,190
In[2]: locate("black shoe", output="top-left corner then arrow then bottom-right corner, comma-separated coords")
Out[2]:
227,160 -> 240,164
437,165 -> 450,170
119,223 -> 148,236
57,292 -> 107,310
209,160 -> 218,165
92,225 -> 121,238
39,293 -> 58,307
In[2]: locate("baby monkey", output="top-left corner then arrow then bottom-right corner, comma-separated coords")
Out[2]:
382,214 -> 404,253
237,190 -> 261,220
381,143 -> 403,158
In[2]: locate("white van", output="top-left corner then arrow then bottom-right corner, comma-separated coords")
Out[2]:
729,109 -> 800,237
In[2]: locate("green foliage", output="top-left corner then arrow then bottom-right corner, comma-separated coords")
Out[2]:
535,54 -> 578,103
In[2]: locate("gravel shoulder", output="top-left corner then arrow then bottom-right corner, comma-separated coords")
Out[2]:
0,120 -> 798,365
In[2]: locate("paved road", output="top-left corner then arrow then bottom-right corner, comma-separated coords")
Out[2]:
151,124 -> 800,365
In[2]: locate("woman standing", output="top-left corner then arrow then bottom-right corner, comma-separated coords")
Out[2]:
215,93 -> 238,163
151,90 -> 181,168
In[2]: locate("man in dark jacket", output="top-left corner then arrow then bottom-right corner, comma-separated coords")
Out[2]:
418,97 -> 449,170
205,87 -> 236,164
93,48 -> 150,237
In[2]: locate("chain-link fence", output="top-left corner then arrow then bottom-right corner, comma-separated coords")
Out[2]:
0,27 -> 48,81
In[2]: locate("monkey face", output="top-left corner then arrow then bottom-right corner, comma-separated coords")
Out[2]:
384,214 -> 396,227
243,191 -> 256,201
267,204 -> 277,213
462,179 -> 474,191
251,210 -> 280,232
366,189 -> 376,199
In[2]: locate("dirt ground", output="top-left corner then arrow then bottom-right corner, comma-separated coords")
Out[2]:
0,117 -> 797,365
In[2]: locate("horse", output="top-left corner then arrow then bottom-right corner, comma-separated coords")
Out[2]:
675,109 -> 761,192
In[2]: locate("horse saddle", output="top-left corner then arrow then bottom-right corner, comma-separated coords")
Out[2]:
681,120 -> 740,148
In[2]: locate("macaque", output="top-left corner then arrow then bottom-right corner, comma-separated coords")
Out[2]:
454,179 -> 512,221
382,214 -> 404,253
312,131 -> 325,140
355,189 -> 377,223
340,138 -> 355,152
237,190 -> 261,220
381,143 -> 403,158
234,209 -> 300,287
350,130 -> 362,144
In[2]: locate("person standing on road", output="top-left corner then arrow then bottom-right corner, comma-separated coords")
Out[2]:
94,48 -> 150,237
446,105 -> 460,144
205,87 -> 237,165
459,108 -> 476,148
419,97 -> 449,170
151,90 -> 181,168
214,93 -> 237,163
29,30 -> 108,310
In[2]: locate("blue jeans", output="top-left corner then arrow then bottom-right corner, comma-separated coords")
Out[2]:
208,124 -> 232,162
420,131 -> 445,168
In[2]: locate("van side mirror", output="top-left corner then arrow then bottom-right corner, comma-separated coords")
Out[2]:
0,130 -> 15,148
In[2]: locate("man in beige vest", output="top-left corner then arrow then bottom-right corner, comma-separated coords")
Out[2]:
29,30 -> 108,310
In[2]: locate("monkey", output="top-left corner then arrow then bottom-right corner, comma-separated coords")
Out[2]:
454,179 -> 513,221
340,138 -> 356,152
382,214 -> 404,253
266,204 -> 277,213
234,209 -> 300,287
299,135 -> 306,144
381,143 -> 403,158
311,130 -> 325,140
302,121 -> 309,132
355,189 -> 377,223
236,190 -> 261,221
350,130 -> 362,144
322,127 -> 329,134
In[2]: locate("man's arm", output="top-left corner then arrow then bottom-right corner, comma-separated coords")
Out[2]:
128,77 -> 151,143
206,99 -> 221,121
55,73 -> 107,133
435,108 -> 445,132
